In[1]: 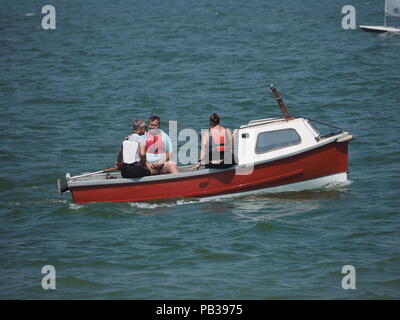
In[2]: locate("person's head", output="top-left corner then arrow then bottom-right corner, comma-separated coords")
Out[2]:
133,119 -> 147,135
149,115 -> 160,130
209,113 -> 220,128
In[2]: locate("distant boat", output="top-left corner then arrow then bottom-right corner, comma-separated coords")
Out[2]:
360,0 -> 400,34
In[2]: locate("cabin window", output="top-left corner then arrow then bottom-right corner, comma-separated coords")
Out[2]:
255,129 -> 301,154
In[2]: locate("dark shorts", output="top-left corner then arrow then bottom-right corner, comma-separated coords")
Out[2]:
205,163 -> 235,169
206,152 -> 236,169
121,162 -> 151,178
206,153 -> 236,169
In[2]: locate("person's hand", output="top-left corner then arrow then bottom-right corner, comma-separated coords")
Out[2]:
115,161 -> 122,169
154,159 -> 166,168
146,161 -> 156,169
190,162 -> 201,170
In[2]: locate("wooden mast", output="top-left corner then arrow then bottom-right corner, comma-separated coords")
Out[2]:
270,84 -> 293,120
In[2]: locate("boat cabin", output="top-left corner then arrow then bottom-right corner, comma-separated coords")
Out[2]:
235,117 -> 322,166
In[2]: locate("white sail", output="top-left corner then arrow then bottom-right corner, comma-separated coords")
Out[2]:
386,0 -> 400,18
360,0 -> 400,33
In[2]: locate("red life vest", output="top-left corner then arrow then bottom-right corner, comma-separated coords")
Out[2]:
146,131 -> 165,154
209,126 -> 226,152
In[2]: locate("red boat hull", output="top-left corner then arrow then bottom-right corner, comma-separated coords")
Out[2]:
70,141 -> 348,203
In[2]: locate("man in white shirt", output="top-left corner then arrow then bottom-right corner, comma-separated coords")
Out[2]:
116,119 -> 151,178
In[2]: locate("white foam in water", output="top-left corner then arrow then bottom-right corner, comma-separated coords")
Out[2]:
128,199 -> 201,209
25,13 -> 35,16
322,179 -> 352,190
51,199 -> 70,205
127,181 -> 350,210
127,194 -> 241,209
69,203 -> 84,210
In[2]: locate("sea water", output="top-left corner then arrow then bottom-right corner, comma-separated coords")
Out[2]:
0,0 -> 399,299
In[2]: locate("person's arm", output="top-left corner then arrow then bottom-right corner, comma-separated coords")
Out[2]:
139,145 -> 146,165
226,128 -> 233,152
232,129 -> 237,147
200,132 -> 209,162
155,133 -> 172,167
191,132 -> 208,169
115,146 -> 123,168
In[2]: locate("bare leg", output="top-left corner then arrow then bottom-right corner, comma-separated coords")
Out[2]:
145,162 -> 159,175
160,161 -> 179,174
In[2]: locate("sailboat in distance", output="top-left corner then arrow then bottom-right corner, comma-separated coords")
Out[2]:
360,0 -> 400,33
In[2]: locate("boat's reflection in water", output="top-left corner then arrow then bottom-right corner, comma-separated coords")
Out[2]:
230,180 -> 352,222
231,195 -> 325,222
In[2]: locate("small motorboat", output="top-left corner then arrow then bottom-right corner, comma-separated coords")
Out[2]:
360,0 -> 400,34
58,85 -> 353,204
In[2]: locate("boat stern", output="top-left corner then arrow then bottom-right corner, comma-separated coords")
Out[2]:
57,173 -> 70,194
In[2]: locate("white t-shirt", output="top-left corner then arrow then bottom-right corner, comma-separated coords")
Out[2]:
122,133 -> 146,164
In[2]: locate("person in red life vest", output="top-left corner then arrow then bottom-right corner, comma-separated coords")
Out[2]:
115,119 -> 151,178
192,113 -> 235,170
145,115 -> 179,175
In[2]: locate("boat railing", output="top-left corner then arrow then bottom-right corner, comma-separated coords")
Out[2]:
306,118 -> 344,141
241,117 -> 286,128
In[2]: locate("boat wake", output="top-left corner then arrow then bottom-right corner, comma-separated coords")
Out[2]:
69,203 -> 85,210
128,198 -> 202,210
124,179 -> 352,210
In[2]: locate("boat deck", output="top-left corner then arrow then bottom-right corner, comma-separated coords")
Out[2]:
68,164 -> 206,183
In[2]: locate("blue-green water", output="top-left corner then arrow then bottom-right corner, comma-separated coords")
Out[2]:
1,0 -> 399,299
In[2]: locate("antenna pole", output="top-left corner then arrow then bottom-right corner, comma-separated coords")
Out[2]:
270,84 -> 293,120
